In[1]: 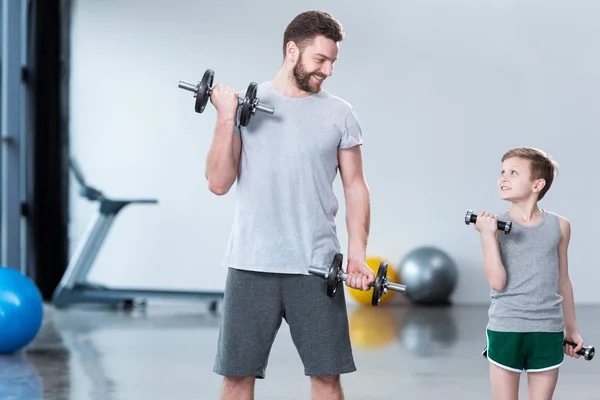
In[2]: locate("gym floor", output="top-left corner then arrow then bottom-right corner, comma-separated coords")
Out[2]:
1,303 -> 599,400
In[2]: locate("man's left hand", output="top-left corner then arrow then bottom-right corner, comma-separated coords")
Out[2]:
345,260 -> 375,290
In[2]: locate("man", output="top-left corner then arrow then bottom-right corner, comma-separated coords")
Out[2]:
205,10 -> 374,400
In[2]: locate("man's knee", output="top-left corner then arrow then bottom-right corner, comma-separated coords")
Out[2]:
310,374 -> 341,387
310,375 -> 343,400
221,376 -> 256,399
223,376 -> 255,386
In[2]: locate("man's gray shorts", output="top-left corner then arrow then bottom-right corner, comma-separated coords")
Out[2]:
213,267 -> 356,379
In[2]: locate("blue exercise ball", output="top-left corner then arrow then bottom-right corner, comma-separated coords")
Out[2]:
0,266 -> 44,354
399,246 -> 458,305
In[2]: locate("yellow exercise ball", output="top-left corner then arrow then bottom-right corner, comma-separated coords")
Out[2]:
349,307 -> 397,349
347,256 -> 399,306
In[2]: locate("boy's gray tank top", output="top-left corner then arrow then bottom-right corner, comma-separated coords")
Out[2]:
487,209 -> 564,333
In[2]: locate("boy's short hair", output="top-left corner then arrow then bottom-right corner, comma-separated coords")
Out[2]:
502,147 -> 559,200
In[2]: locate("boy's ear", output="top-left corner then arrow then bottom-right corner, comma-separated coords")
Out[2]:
532,178 -> 546,193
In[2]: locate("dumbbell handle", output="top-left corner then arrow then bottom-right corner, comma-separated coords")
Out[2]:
564,339 -> 595,360
386,281 -> 407,293
178,80 -> 274,114
470,214 -> 510,232
178,80 -> 199,92
308,267 -> 407,293
254,103 -> 275,114
308,267 -> 331,279
465,210 -> 512,234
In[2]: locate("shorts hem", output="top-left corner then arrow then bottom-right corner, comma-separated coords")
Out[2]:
224,264 -> 312,275
525,362 -> 563,372
486,356 -> 524,374
213,367 -> 266,380
305,364 -> 357,377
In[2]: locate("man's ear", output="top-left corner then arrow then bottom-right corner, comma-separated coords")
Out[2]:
286,41 -> 298,63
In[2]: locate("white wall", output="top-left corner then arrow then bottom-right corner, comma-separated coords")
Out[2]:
68,0 -> 600,305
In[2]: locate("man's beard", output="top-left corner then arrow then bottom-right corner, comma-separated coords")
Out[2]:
292,54 -> 325,94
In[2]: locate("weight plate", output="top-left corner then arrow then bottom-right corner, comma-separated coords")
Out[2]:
239,82 -> 258,126
465,210 -> 474,225
371,262 -> 388,306
327,253 -> 343,297
195,69 -> 214,114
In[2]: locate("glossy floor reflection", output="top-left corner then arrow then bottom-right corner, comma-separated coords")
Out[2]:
1,302 -> 599,399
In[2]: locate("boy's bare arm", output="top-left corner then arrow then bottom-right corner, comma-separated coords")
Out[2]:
480,232 -> 507,291
475,212 -> 507,291
557,216 -> 583,355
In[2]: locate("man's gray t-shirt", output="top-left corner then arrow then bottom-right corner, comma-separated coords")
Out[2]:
221,81 -> 363,275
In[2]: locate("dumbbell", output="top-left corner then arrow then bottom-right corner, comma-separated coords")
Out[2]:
178,69 -> 275,126
564,339 -> 595,361
465,210 -> 512,235
308,253 -> 407,306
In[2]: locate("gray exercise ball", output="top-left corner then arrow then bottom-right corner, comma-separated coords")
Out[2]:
399,246 -> 458,305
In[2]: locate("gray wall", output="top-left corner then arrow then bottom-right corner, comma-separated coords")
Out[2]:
68,0 -> 600,305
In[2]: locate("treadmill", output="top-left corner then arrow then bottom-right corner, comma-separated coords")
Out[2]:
51,157 -> 223,312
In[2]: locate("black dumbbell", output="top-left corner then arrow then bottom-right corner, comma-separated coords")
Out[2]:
564,339 -> 595,361
178,69 -> 275,126
309,253 -> 407,306
465,210 -> 512,235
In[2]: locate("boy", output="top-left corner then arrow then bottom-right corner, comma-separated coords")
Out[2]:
473,147 -> 586,399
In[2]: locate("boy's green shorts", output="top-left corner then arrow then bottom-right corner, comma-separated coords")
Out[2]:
482,329 -> 564,372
